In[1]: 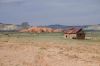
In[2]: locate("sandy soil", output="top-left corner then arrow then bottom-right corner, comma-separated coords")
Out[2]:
0,42 -> 100,66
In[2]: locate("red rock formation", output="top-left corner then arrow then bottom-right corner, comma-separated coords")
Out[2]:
53,29 -> 63,32
20,27 -> 62,33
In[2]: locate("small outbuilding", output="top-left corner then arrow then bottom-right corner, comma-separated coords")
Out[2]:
64,28 -> 85,39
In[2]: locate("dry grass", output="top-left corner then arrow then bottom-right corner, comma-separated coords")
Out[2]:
0,32 -> 100,66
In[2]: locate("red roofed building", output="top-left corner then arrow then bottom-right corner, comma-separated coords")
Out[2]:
64,28 -> 85,39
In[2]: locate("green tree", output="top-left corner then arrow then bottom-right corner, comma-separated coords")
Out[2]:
21,22 -> 30,29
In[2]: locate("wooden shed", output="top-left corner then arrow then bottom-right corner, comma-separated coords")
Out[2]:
64,28 -> 85,39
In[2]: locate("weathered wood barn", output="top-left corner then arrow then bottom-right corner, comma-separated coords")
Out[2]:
64,28 -> 85,39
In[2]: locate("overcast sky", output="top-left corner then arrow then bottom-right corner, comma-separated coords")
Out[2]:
0,0 -> 100,26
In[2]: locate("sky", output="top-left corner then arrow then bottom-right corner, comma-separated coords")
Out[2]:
0,0 -> 100,26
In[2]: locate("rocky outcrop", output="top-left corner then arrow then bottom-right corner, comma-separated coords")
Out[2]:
20,27 -> 62,33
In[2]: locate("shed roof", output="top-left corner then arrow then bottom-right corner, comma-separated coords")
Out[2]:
64,28 -> 83,34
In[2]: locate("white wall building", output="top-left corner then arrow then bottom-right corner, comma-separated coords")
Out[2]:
0,23 -> 18,31
3,24 -> 17,30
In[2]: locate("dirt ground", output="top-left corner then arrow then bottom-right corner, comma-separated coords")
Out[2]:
0,41 -> 100,66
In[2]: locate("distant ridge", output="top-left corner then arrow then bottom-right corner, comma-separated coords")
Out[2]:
38,24 -> 100,31
0,22 -> 100,31
39,24 -> 86,29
